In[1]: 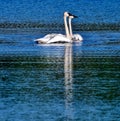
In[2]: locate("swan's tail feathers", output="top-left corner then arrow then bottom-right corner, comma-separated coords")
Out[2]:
34,38 -> 47,44
34,40 -> 45,44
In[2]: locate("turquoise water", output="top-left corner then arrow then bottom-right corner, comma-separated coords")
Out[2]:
0,0 -> 120,121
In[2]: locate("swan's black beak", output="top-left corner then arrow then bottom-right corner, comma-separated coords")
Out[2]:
68,12 -> 78,18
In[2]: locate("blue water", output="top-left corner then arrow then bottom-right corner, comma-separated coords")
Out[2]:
0,29 -> 120,121
0,0 -> 120,121
0,0 -> 120,30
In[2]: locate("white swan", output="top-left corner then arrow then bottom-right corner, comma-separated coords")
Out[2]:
68,14 -> 83,41
34,12 -> 71,44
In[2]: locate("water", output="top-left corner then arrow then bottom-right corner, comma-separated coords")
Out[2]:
0,0 -> 120,121
0,0 -> 120,30
0,29 -> 120,121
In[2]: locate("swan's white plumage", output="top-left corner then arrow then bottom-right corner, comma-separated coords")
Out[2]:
72,34 -> 83,41
34,34 -> 57,44
47,34 -> 71,43
34,34 -> 71,44
34,12 -> 83,44
34,12 -> 71,44
68,15 -> 83,42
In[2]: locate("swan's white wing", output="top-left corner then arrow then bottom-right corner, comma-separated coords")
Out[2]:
34,34 -> 57,44
34,34 -> 71,44
47,34 -> 71,44
73,34 -> 83,41
44,34 -> 57,39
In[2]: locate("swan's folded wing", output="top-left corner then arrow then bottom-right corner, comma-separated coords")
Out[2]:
34,34 -> 71,44
34,34 -> 58,44
47,35 -> 71,44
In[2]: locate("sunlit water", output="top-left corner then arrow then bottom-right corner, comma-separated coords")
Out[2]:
0,29 -> 120,121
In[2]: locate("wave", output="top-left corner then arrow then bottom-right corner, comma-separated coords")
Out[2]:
0,22 -> 120,31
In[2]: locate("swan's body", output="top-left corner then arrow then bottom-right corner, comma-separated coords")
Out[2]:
69,16 -> 83,41
35,34 -> 57,44
34,12 -> 71,44
47,34 -> 71,43
72,34 -> 83,41
35,34 -> 71,44
34,12 -> 83,44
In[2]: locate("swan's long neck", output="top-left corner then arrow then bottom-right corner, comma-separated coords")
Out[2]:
64,16 -> 70,39
69,18 -> 73,39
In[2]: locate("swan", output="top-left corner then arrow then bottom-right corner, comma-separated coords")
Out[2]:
34,12 -> 71,44
68,14 -> 83,41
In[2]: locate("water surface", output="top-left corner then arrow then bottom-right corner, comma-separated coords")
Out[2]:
0,0 -> 120,31
0,29 -> 120,121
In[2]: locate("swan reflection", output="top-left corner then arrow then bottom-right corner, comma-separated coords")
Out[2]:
64,43 -> 74,120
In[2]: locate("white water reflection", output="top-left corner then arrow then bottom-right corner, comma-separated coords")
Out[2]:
64,43 -> 74,120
